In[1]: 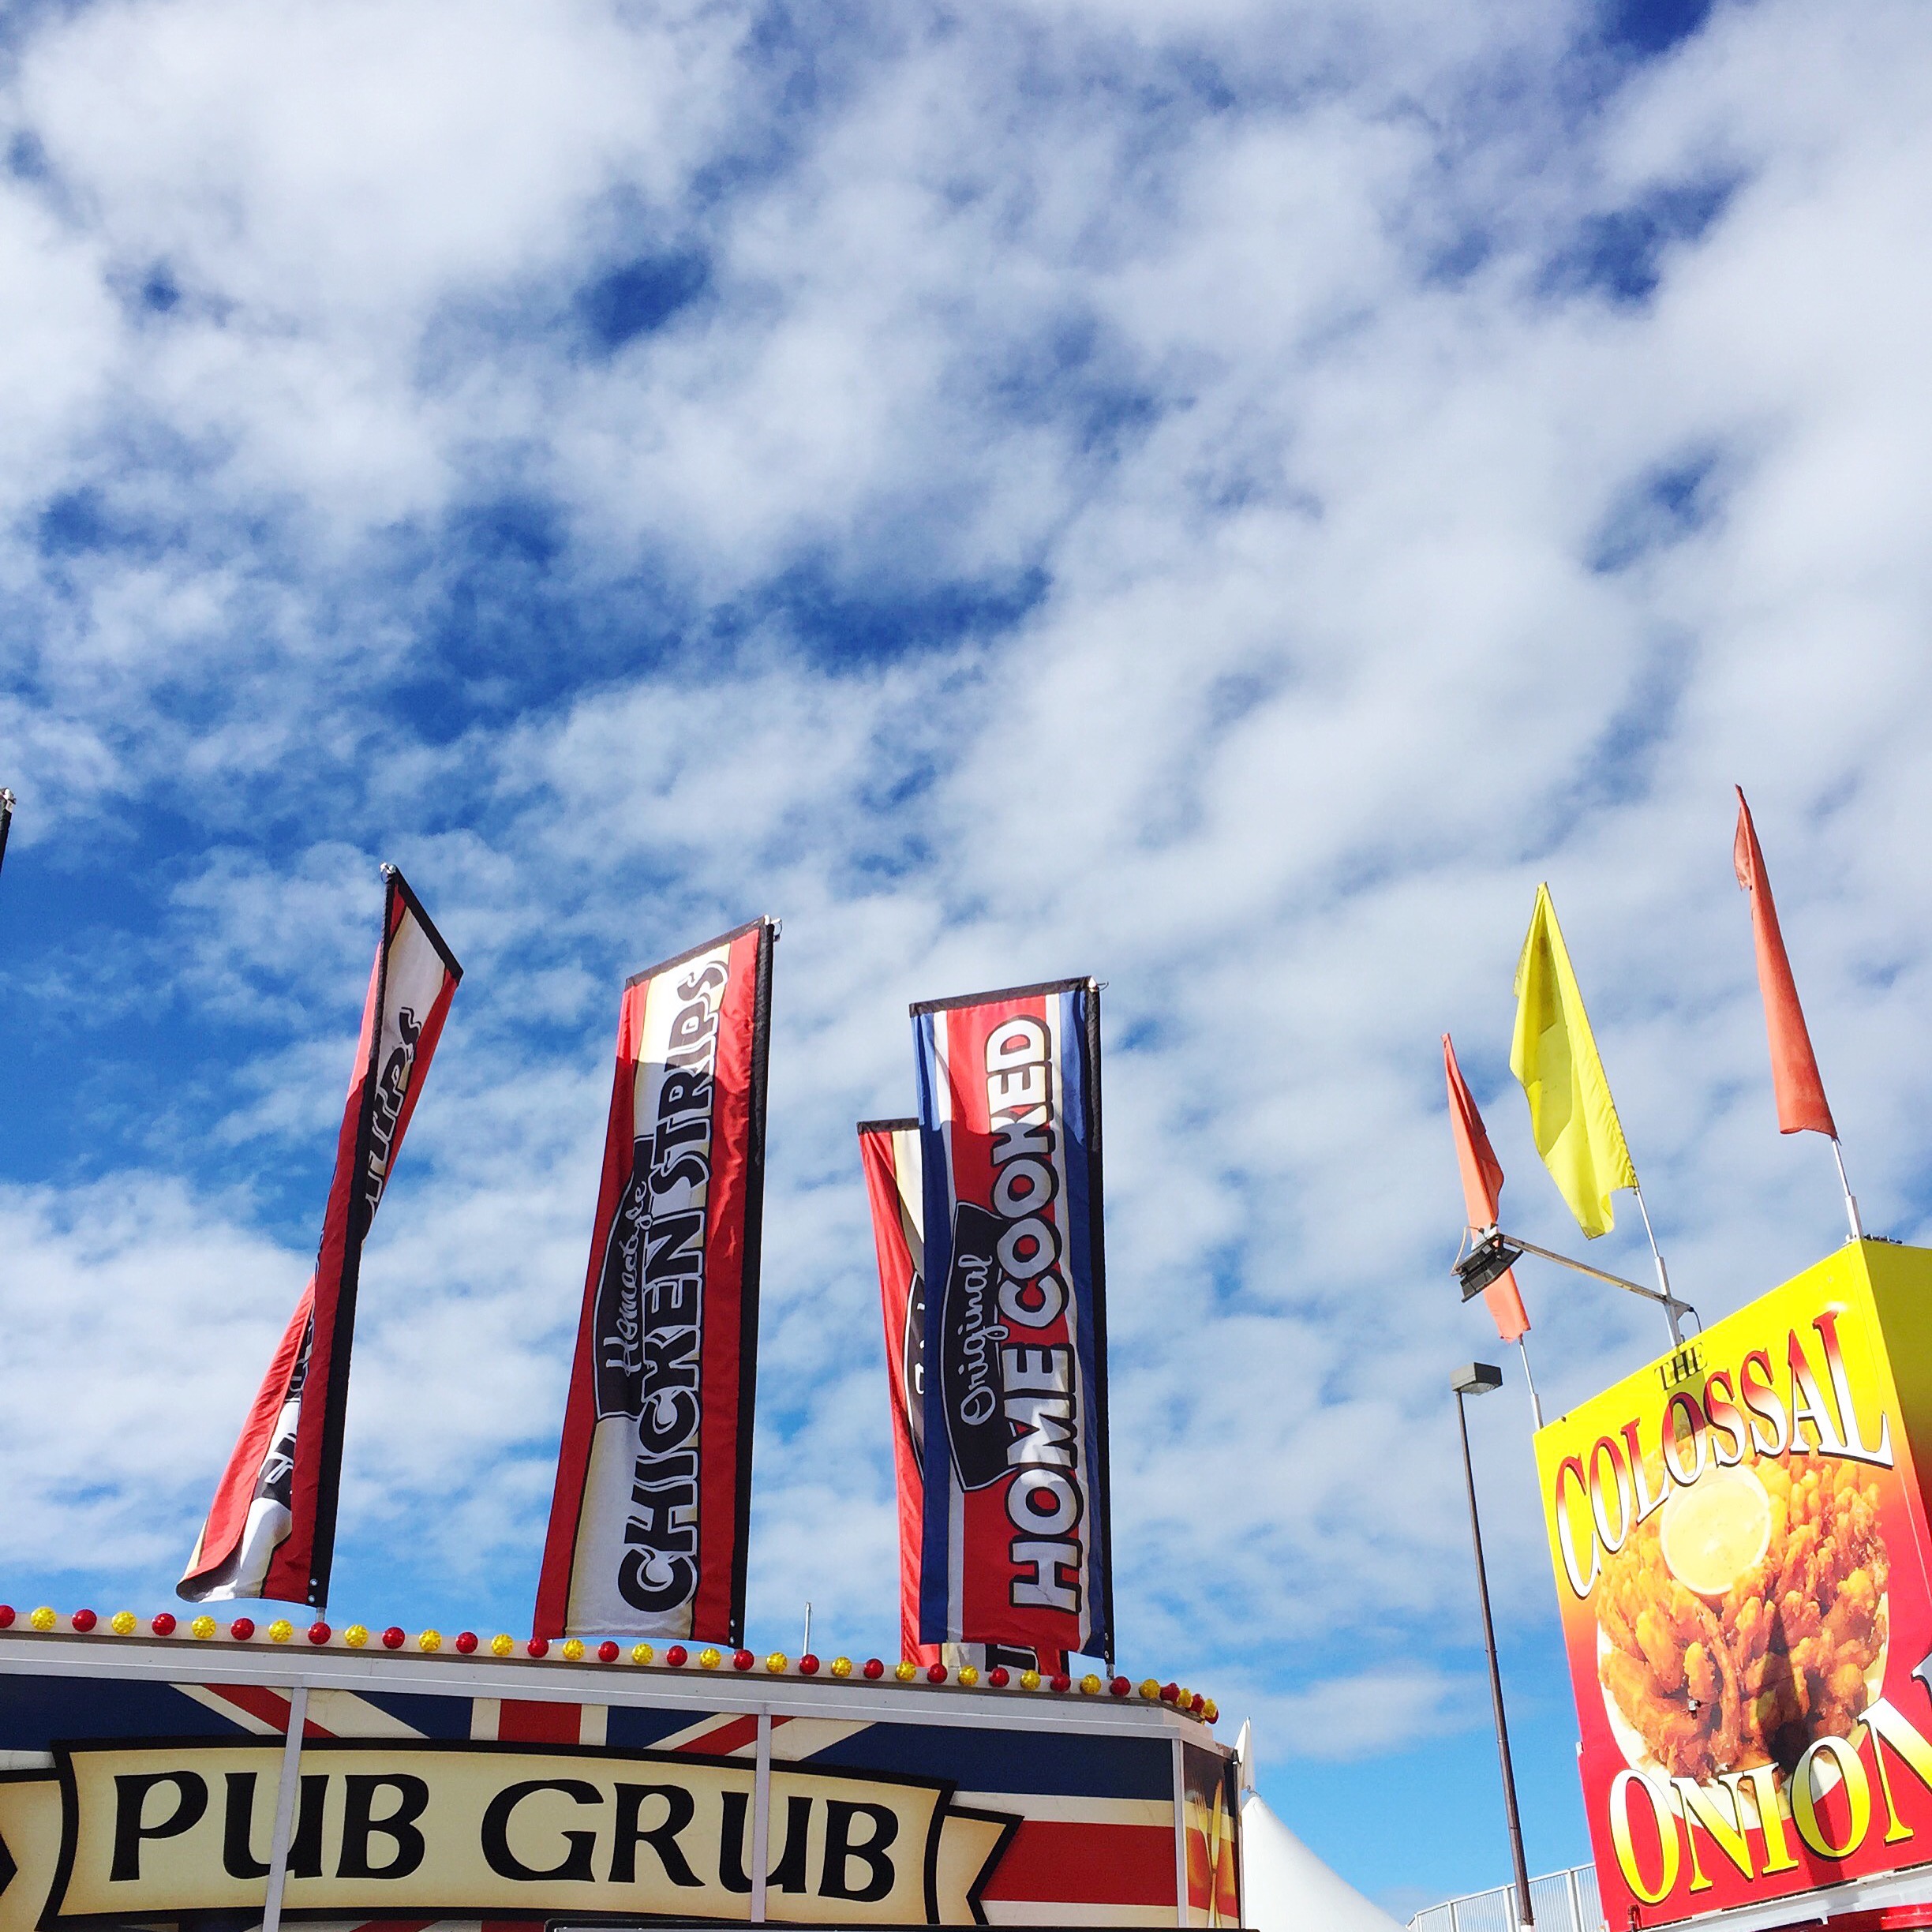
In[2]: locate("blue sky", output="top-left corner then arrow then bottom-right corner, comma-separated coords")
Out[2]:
4,0 -> 1932,1915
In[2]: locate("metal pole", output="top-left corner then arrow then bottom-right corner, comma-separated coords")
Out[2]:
1630,1187 -> 1682,1347
1170,1735 -> 1190,1929
1458,1390 -> 1534,1926
751,1708 -> 771,1924
1831,1139 -> 1864,1242
260,1681 -> 309,1932
1517,1337 -> 1544,1431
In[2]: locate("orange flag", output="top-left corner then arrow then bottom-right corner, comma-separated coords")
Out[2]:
1443,1032 -> 1530,1343
1734,788 -> 1837,1138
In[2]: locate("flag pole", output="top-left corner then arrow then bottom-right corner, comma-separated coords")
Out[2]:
1630,1185 -> 1683,1347
1516,1337 -> 1544,1431
260,1618 -> 315,1932
1830,1139 -> 1863,1242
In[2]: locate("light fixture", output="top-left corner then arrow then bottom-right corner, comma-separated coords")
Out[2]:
1455,1231 -> 1523,1300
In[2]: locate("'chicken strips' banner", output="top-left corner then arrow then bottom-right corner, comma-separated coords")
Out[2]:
182,867 -> 462,1607
537,919 -> 777,1645
1538,1238 -> 1932,1926
911,979 -> 1113,1661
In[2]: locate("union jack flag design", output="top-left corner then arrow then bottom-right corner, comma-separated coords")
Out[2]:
0,1667 -> 1195,1927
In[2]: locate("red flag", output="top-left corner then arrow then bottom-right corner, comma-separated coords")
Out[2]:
182,867 -> 462,1606
1734,788 -> 1837,1138
863,1114 -> 1066,1679
534,919 -> 776,1644
1443,1032 -> 1530,1344
858,1118 -> 941,1668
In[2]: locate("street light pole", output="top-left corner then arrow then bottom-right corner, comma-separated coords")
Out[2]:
1453,1362 -> 1534,1929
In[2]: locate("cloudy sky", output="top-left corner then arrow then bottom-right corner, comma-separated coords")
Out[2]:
3,0 -> 1930,1912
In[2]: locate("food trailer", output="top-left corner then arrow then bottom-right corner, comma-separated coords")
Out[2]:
0,1616 -> 1239,1928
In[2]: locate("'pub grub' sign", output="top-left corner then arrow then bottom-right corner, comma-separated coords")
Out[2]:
1,1740 -> 1013,1927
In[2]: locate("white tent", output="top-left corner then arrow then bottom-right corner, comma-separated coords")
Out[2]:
1241,1790 -> 1407,1932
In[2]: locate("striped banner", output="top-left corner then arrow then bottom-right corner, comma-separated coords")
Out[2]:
180,867 -> 462,1608
857,1118 -> 933,1667
912,979 -> 1113,1662
536,918 -> 777,1644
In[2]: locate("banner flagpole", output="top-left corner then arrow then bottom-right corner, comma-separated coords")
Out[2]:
1630,1185 -> 1682,1347
1831,1138 -> 1864,1242
1516,1336 -> 1544,1431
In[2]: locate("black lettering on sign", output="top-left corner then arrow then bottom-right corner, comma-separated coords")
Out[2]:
619,1543 -> 698,1613
221,1772 -> 270,1880
480,1780 -> 602,1883
608,1783 -> 702,1888
901,1268 -> 926,1475
592,1158 -> 653,1416
820,1799 -> 899,1903
358,1008 -> 423,1237
767,1793 -> 813,1895
110,1773 -> 207,1881
939,1203 -> 1009,1490
336,1774 -> 429,1880
290,1771 -> 328,1878
716,1790 -> 755,1893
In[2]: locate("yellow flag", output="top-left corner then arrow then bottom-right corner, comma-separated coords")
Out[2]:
1511,883 -> 1638,1237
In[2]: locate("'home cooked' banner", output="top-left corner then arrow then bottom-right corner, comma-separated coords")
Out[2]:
537,919 -> 776,1644
911,979 -> 1113,1661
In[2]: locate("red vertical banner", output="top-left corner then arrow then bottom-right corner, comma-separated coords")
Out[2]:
181,867 -> 462,1607
535,918 -> 776,1644
912,979 -> 1112,1663
858,1119 -> 937,1667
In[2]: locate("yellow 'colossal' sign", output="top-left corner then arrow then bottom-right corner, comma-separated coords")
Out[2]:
1537,1239 -> 1932,1926
0,1742 -> 1013,1927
